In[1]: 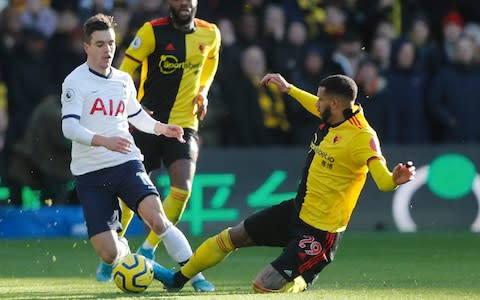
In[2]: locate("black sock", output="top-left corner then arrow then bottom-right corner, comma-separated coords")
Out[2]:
174,271 -> 190,287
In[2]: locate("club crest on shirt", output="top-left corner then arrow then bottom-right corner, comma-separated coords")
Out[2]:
130,36 -> 141,49
199,43 -> 205,53
333,135 -> 341,144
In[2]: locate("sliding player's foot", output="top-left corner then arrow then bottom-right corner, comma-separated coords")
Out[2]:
149,259 -> 184,292
191,278 -> 215,292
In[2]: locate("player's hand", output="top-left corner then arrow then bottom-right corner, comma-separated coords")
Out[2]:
93,135 -> 132,154
193,92 -> 208,121
155,123 -> 185,143
260,73 -> 291,93
392,161 -> 416,185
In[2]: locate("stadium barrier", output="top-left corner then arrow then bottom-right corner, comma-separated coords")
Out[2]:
0,144 -> 478,238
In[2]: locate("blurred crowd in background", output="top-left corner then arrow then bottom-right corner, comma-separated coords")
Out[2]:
0,0 -> 480,205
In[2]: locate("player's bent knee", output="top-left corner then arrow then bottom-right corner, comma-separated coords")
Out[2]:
98,249 -> 118,264
229,222 -> 255,248
149,218 -> 172,236
252,276 -> 307,293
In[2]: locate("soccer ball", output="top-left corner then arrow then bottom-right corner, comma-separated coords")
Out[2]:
113,254 -> 154,293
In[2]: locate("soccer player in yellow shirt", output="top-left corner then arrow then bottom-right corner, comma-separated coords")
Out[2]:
152,73 -> 416,293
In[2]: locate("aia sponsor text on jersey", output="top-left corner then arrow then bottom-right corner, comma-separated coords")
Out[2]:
90,98 -> 126,116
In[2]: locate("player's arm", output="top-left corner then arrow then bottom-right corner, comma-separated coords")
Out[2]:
368,158 -> 416,191
288,85 -> 320,116
350,132 -> 415,191
194,24 -> 221,120
198,24 -> 221,94
61,84 -> 94,146
119,22 -> 156,77
261,73 -> 319,117
62,117 -> 94,145
128,108 -> 185,142
61,114 -> 133,154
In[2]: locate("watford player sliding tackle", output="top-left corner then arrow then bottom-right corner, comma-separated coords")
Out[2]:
152,73 -> 416,293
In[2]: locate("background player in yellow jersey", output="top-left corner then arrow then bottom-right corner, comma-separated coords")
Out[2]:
153,73 -> 416,293
95,0 -> 220,292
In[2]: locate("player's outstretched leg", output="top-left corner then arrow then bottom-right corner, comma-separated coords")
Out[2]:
147,259 -> 184,291
160,224 -> 216,292
136,230 -> 215,291
168,228 -> 235,290
136,237 -> 215,291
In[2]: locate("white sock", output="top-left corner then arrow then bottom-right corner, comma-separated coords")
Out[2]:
113,237 -> 131,266
161,225 -> 206,282
161,225 -> 192,262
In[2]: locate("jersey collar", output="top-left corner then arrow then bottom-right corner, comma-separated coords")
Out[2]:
330,104 -> 362,127
88,67 -> 113,79
169,16 -> 196,34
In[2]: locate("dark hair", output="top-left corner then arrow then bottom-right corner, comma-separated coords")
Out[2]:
320,74 -> 358,102
83,13 -> 115,43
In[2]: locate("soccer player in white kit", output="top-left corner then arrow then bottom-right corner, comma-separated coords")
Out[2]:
61,13 -> 190,284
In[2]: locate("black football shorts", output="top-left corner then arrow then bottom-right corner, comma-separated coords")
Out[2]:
133,128 -> 199,172
244,199 -> 343,284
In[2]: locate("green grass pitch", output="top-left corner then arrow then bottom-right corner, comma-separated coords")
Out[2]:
0,232 -> 479,299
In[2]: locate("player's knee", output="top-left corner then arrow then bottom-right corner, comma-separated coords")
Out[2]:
252,279 -> 284,293
252,279 -> 274,293
252,275 -> 307,293
98,248 -> 118,264
229,222 -> 254,248
149,215 -> 172,236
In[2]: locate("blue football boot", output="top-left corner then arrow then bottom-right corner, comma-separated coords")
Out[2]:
148,259 -> 185,292
95,261 -> 113,282
191,278 -> 215,292
136,246 -> 155,260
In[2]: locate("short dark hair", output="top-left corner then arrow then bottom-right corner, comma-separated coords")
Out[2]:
320,74 -> 358,102
83,13 -> 115,43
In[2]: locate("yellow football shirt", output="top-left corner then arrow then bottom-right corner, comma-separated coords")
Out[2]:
120,17 -> 220,130
289,85 -> 384,232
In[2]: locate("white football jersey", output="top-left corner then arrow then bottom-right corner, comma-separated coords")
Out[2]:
61,63 -> 144,175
